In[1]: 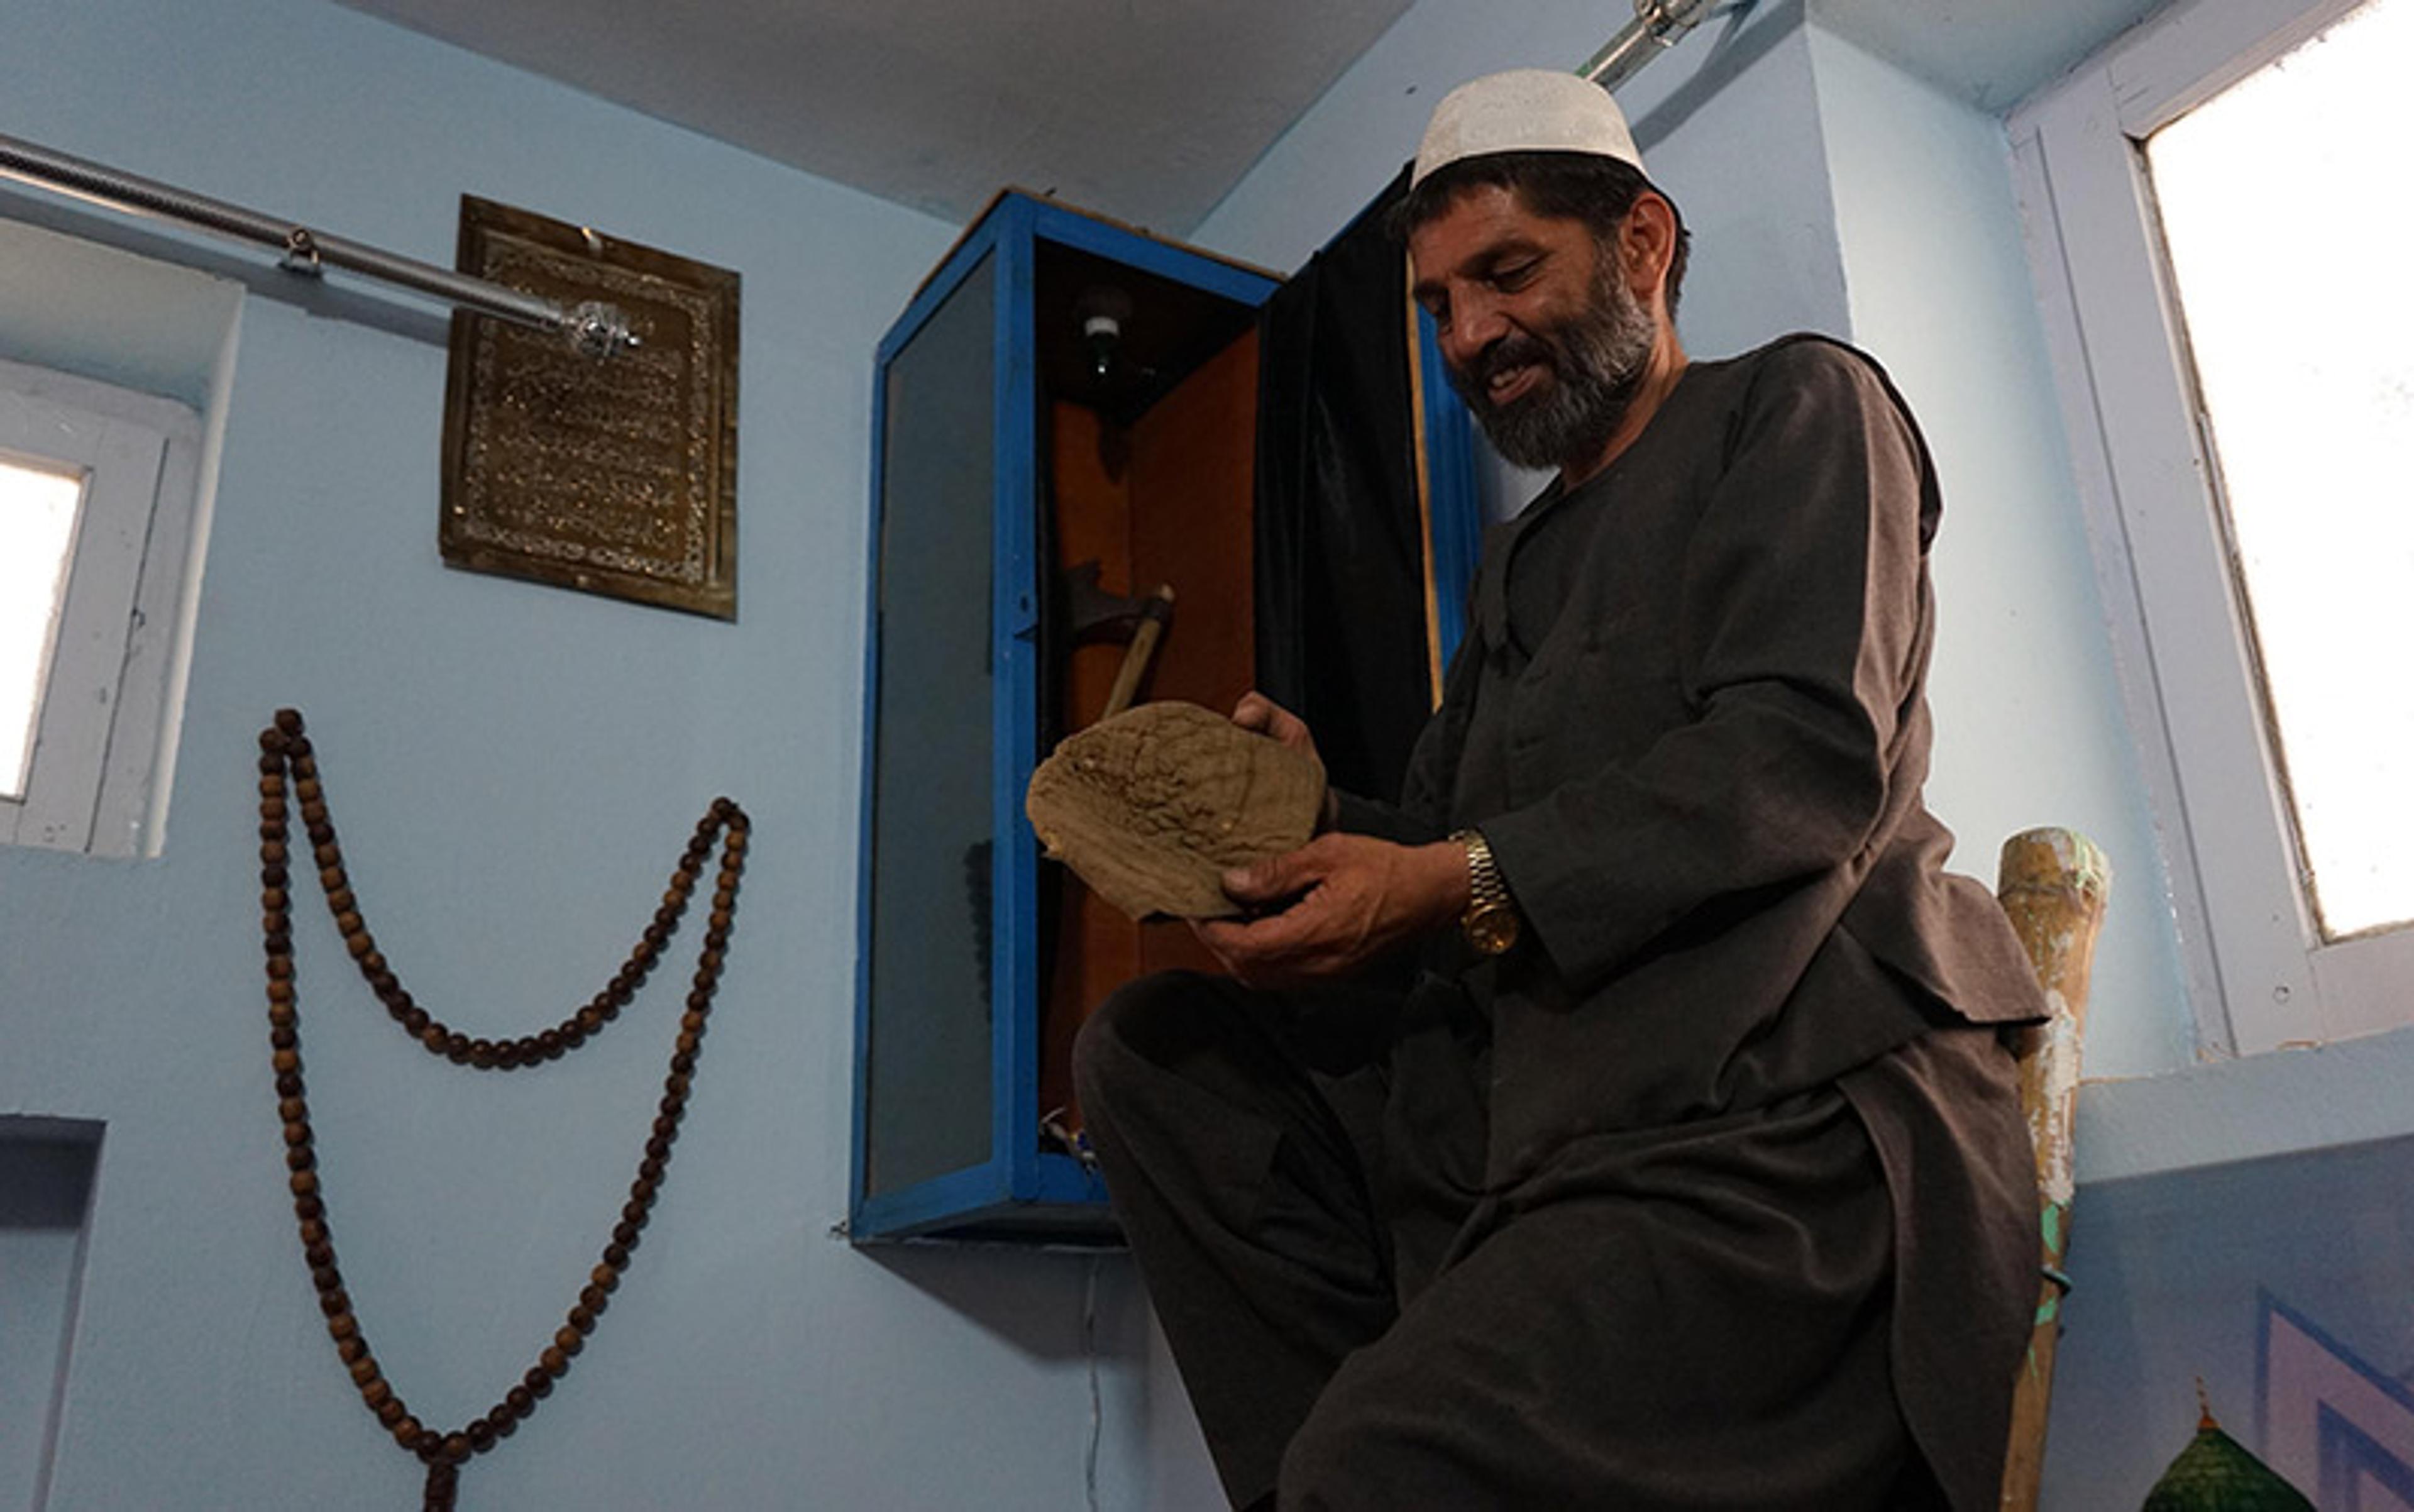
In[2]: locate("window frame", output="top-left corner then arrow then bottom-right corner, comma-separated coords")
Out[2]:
2010,0 -> 2408,1055
0,356 -> 202,859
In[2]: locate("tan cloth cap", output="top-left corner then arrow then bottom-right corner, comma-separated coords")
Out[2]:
1025,701 -> 1326,921
1411,68 -> 1646,188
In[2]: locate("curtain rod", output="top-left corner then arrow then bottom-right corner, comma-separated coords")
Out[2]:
1580,0 -> 1721,90
0,133 -> 637,358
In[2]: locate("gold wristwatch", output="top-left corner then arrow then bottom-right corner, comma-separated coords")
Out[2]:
1451,828 -> 1520,956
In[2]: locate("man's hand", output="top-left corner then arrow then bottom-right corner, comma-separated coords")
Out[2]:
1230,692 -> 1338,832
1192,833 -> 1469,989
1231,690 -> 1316,754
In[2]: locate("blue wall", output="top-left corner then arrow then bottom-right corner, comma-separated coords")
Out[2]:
0,0 -> 1194,1506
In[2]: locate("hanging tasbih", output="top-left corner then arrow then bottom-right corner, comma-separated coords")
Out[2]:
255,709 -> 749,1511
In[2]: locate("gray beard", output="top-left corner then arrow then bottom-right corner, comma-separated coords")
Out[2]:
1448,259 -> 1658,474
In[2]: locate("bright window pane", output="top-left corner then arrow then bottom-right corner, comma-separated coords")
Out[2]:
0,456 -> 87,801
2146,0 -> 2414,939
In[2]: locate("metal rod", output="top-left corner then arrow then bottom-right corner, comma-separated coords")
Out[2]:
0,133 -> 636,356
1579,0 -> 1720,91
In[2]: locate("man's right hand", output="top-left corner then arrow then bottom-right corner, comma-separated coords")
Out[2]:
1191,832 -> 1468,989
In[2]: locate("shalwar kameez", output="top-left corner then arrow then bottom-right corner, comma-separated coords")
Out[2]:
1076,336 -> 2046,1511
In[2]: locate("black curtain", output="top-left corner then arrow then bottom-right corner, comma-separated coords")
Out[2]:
1253,167 -> 1433,805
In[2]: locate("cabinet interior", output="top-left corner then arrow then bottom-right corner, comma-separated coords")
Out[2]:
1033,237 -> 1262,1139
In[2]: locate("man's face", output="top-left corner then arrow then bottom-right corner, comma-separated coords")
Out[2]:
1408,183 -> 1659,473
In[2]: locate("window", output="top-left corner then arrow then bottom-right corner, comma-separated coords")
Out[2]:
2013,0 -> 2414,1052
2141,0 -> 2414,941
0,357 -> 202,858
1,457 -> 85,798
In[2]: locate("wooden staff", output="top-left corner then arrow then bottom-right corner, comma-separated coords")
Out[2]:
1995,826 -> 2112,1510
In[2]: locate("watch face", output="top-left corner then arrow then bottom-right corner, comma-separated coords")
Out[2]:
1467,905 -> 1519,956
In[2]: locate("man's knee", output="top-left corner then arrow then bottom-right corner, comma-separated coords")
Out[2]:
1071,971 -> 1231,1123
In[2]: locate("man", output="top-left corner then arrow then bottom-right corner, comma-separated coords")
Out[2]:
1074,69 -> 2046,1510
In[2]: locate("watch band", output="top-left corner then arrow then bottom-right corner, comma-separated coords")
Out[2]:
1451,828 -> 1521,955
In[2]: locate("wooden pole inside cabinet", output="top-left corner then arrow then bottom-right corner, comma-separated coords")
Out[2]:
1100,585 -> 1175,722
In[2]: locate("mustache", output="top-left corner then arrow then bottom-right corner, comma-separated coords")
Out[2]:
1456,333 -> 1558,402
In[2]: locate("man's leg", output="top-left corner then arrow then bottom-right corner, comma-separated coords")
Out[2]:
1278,1087 -> 1920,1511
1074,973 -> 1397,1508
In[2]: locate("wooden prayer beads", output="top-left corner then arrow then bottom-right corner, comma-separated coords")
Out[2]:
256,709 -> 748,1511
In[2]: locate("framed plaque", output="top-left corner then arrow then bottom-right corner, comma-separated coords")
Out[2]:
440,196 -> 739,619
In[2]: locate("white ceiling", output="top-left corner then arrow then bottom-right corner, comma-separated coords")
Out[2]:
1814,0 -> 2171,113
331,0 -> 2171,240
331,0 -> 1419,237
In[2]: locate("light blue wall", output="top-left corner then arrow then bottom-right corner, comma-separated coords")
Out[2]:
0,1 -> 1189,1507
1805,24 -> 2196,1083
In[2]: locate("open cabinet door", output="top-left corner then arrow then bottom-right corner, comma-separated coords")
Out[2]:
852,185 -> 1477,1244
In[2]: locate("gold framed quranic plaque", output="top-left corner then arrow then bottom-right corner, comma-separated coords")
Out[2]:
440,196 -> 739,619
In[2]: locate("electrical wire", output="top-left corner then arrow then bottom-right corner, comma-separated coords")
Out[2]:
1084,1252 -> 1104,1512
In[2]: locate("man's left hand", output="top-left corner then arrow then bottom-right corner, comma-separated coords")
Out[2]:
1192,834 -> 1469,988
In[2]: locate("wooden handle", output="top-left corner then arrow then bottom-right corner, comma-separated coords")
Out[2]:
1101,586 -> 1174,722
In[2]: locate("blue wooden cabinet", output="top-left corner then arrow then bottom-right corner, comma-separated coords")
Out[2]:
851,190 -> 1475,1243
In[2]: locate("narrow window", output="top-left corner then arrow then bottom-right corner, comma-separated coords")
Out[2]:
2143,0 -> 2414,939
0,456 -> 89,800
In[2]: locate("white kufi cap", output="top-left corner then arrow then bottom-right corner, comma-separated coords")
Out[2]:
1411,69 -> 1646,188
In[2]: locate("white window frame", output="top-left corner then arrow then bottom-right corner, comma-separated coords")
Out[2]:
2011,0 -> 2408,1056
0,357 -> 202,859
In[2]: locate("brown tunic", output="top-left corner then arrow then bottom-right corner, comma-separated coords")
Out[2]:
1334,334 -> 2047,1508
